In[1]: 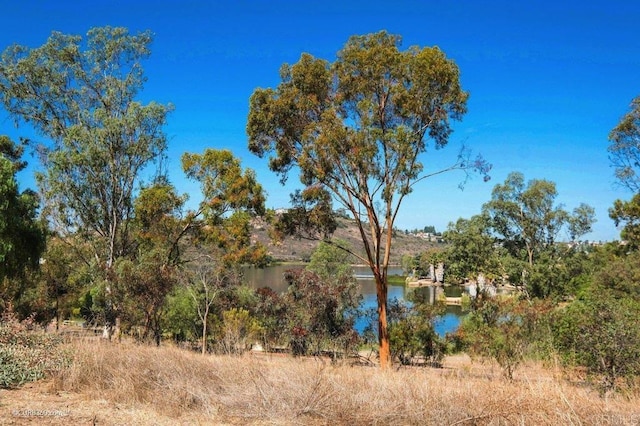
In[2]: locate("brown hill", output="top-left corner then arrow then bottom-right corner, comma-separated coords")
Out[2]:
251,216 -> 440,264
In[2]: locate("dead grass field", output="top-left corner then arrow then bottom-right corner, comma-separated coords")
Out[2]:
1,339 -> 640,425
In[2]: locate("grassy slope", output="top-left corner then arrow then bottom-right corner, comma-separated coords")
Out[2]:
2,339 -> 637,425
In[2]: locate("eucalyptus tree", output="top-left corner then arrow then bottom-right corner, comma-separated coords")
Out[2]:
483,172 -> 595,296
609,194 -> 640,249
608,95 -> 640,192
608,95 -> 640,247
247,31 -> 489,367
442,214 -> 500,283
181,148 -> 267,265
0,27 -> 172,336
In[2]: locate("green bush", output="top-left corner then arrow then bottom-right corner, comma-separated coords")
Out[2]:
553,292 -> 640,393
456,296 -> 552,380
0,311 -> 68,388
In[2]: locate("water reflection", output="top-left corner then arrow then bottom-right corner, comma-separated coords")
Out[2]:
243,264 -> 465,336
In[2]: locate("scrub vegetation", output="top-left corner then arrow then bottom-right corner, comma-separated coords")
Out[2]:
1,25 -> 640,424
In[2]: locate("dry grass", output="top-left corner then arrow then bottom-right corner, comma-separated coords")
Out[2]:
31,340 -> 640,425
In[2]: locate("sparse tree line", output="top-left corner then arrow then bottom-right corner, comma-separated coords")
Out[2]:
0,25 -> 640,393
400,162 -> 640,391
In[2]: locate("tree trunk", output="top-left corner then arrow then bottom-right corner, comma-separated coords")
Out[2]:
375,275 -> 391,368
201,307 -> 209,355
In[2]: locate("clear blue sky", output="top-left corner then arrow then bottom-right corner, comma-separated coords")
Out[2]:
1,1 -> 639,242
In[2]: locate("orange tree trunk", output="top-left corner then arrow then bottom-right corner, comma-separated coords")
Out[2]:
375,274 -> 391,368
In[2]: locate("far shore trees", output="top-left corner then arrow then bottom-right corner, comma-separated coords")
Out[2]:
482,172 -> 595,298
247,31 -> 489,367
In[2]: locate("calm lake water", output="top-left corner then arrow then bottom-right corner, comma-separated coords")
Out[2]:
243,264 -> 464,337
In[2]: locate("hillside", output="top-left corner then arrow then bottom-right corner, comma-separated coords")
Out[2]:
251,216 -> 441,264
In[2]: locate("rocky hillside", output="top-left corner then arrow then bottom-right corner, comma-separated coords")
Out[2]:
251,216 -> 441,264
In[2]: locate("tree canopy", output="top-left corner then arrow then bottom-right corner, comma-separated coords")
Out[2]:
0,27 -> 172,336
247,30 -> 488,367
0,136 -> 45,285
608,95 -> 640,192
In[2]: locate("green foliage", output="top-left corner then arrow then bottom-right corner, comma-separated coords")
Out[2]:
248,30 -> 487,365
0,146 -> 45,287
442,214 -> 499,283
307,239 -> 355,281
609,193 -> 640,249
0,311 -> 68,388
409,248 -> 446,278
253,286 -> 289,349
182,149 -> 267,266
551,249 -> 640,393
387,294 -> 446,366
456,296 -> 552,380
608,95 -> 640,192
0,27 -> 171,269
163,285 -> 198,343
282,268 -> 361,357
554,290 -> 640,393
218,308 -> 263,355
482,172 -> 595,297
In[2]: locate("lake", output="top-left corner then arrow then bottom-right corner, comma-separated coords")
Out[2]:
243,264 -> 464,337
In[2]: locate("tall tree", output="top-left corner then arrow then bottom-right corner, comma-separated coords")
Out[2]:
608,95 -> 640,192
483,172 -> 595,296
442,214 -> 500,283
0,27 -> 172,336
0,136 -> 45,294
247,31 -> 488,367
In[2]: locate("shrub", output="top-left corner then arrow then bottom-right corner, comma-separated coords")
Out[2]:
0,310 -> 68,388
553,292 -> 640,393
456,296 -> 552,380
218,308 -> 263,355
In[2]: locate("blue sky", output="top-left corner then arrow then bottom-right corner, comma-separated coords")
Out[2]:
1,1 -> 639,241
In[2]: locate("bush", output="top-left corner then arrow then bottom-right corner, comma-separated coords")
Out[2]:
455,296 -> 552,380
0,310 -> 68,388
218,308 -> 263,355
553,292 -> 640,393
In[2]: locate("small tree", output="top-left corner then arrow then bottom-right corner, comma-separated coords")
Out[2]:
184,259 -> 238,355
282,268 -> 360,357
219,308 -> 263,355
387,294 -> 446,366
457,296 -> 551,380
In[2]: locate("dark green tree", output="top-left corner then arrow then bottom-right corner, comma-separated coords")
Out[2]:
554,290 -> 640,393
247,31 -> 488,367
0,136 -> 45,312
442,214 -> 500,283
